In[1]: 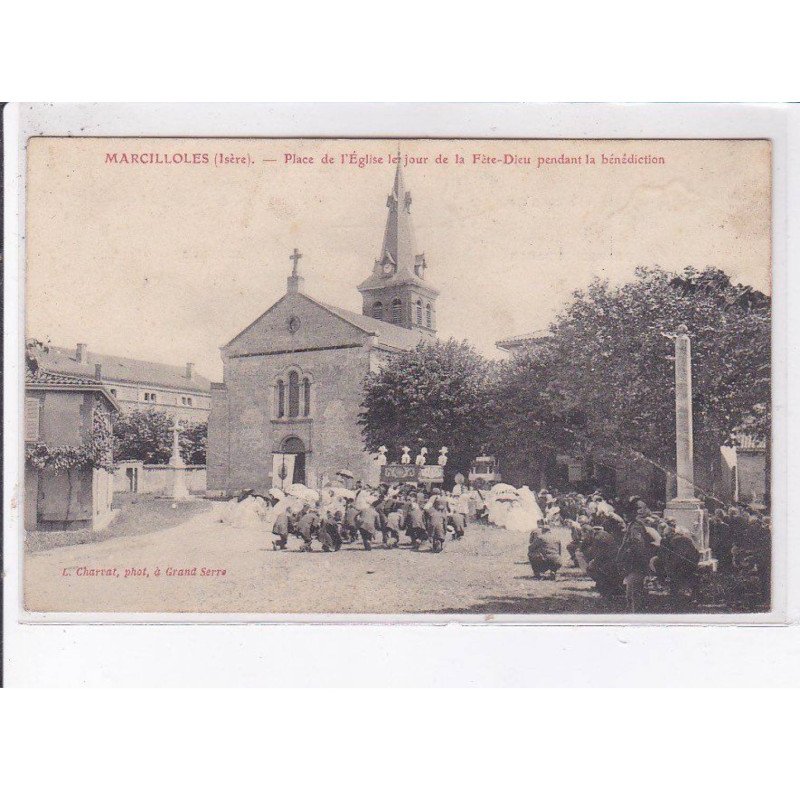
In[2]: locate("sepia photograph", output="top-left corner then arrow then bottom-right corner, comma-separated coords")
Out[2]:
21,135 -> 772,616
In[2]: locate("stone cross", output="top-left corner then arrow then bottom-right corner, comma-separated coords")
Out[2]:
290,248 -> 302,276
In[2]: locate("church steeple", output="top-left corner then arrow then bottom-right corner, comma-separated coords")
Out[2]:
358,158 -> 438,333
379,158 -> 418,279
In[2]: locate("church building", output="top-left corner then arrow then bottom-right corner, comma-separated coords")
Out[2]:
207,162 -> 438,495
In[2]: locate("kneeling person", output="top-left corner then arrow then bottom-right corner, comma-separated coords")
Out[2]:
357,503 -> 381,551
528,524 -> 562,580
272,509 -> 290,551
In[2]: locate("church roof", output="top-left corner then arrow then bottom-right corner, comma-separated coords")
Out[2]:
311,297 -> 429,352
37,345 -> 212,394
357,160 -> 438,294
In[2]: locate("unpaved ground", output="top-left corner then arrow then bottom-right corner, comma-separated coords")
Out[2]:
25,493 -> 211,553
24,509 -> 615,614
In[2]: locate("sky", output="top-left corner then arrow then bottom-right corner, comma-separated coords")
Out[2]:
26,137 -> 771,382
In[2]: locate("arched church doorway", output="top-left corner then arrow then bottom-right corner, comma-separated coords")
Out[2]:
277,435 -> 306,486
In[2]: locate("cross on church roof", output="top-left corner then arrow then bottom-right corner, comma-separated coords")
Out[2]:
290,247 -> 303,276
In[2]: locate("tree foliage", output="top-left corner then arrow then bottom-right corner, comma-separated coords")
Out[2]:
492,266 -> 770,480
179,421 -> 208,466
359,339 -> 495,476
113,409 -> 207,465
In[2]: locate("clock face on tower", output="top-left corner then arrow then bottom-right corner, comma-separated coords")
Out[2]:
382,263 -> 396,277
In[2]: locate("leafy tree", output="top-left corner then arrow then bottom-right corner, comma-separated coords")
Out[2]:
179,421 -> 207,465
359,339 -> 495,478
113,409 -> 174,464
488,340 -> 581,487
112,411 -> 207,465
492,266 -> 770,495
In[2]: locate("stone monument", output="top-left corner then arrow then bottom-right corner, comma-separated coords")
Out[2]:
664,325 -> 715,567
164,423 -> 191,501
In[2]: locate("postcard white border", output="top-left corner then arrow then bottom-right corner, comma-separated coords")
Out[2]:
4,103 -> 797,685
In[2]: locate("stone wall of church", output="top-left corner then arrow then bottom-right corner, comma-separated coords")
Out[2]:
208,346 -> 375,495
207,383 -> 230,494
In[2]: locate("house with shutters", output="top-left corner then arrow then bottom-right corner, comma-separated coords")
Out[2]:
24,367 -> 119,532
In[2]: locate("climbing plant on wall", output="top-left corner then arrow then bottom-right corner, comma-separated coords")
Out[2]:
25,403 -> 115,472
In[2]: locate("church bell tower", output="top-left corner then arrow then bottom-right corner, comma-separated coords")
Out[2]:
358,159 -> 438,335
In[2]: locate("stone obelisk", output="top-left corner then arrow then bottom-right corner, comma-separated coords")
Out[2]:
664,325 -> 714,566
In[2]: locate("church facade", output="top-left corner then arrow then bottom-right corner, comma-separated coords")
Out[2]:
207,162 -> 438,495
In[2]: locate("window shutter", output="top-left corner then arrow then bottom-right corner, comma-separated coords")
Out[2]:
25,398 -> 41,441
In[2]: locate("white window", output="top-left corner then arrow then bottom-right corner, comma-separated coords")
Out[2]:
25,398 -> 41,442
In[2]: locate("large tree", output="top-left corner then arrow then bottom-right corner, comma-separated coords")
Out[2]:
113,409 -> 207,465
492,266 -> 770,493
359,339 -> 495,477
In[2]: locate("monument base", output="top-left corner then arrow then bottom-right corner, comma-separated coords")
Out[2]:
664,497 -> 717,570
162,464 -> 191,501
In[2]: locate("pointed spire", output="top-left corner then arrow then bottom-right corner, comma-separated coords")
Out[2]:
378,156 -> 419,279
357,157 -> 438,302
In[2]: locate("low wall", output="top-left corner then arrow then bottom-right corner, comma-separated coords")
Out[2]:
141,465 -> 206,495
113,460 -> 207,495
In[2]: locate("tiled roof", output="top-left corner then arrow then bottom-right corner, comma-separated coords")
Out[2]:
26,368 -> 120,410
38,346 -> 212,394
26,368 -> 102,387
314,299 -> 430,352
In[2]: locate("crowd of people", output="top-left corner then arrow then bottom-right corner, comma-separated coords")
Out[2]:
270,482 -> 476,554
231,475 -> 771,612
533,490 -> 771,611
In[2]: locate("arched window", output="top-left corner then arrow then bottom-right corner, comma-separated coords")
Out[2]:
415,299 -> 423,325
372,301 -> 383,320
391,298 -> 402,324
426,304 -> 432,328
303,377 -> 311,417
277,380 -> 285,418
288,371 -> 300,418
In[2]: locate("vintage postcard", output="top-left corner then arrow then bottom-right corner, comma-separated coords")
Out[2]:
15,124 -> 776,618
